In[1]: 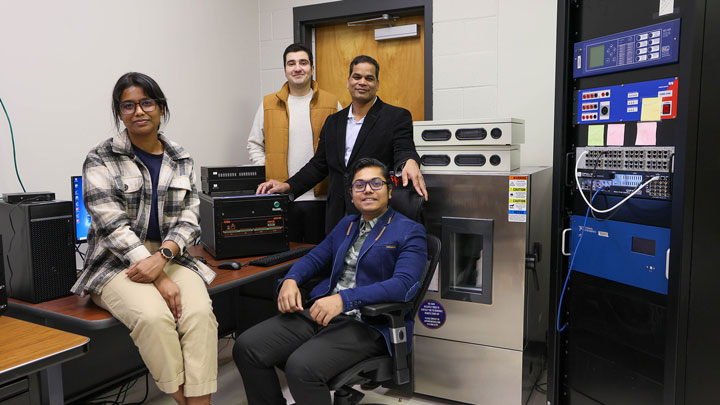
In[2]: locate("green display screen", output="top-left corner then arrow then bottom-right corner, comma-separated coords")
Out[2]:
588,44 -> 605,68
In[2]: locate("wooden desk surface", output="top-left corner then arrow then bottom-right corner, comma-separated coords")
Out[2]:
189,243 -> 313,289
9,243 -> 313,326
0,316 -> 89,383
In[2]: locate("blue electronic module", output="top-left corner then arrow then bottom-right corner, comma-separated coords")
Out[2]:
576,77 -> 678,124
569,216 -> 670,294
573,19 -> 680,78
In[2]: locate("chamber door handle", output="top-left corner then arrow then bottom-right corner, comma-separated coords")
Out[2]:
525,242 -> 542,291
561,228 -> 571,256
666,248 -> 670,280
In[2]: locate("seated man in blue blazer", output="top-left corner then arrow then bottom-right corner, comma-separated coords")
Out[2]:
233,157 -> 428,405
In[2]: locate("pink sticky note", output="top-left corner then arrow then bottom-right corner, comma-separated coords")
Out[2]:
607,124 -> 625,146
635,122 -> 657,146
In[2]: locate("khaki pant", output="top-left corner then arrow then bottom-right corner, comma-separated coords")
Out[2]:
92,242 -> 218,397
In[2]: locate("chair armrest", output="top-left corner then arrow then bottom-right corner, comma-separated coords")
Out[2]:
360,302 -> 413,318
360,301 -> 413,385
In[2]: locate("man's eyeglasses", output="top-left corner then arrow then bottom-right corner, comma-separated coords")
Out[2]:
351,177 -> 388,192
119,99 -> 161,115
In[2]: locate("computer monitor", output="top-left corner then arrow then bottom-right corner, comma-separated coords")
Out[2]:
71,176 -> 91,244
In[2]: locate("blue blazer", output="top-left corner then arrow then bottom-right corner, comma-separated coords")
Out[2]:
281,207 -> 427,353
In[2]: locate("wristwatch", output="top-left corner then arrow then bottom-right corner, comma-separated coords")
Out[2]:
157,247 -> 175,261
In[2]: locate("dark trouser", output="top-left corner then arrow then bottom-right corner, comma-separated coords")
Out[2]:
288,200 -> 327,244
233,309 -> 387,405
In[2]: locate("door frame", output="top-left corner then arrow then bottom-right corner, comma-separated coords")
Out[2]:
293,0 -> 433,120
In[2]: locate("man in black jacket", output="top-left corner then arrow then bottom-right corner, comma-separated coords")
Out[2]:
256,55 -> 427,234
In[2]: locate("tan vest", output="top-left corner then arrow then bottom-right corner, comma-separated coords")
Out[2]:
263,80 -> 338,196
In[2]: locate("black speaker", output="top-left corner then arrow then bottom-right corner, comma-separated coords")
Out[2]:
0,200 -> 76,303
0,235 -> 7,316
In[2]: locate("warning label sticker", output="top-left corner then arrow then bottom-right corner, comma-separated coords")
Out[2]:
509,175 -> 528,222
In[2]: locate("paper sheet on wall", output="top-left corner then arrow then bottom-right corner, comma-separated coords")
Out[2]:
607,124 -> 625,146
659,0 -> 674,16
588,125 -> 604,146
636,122 -> 658,146
640,97 -> 662,121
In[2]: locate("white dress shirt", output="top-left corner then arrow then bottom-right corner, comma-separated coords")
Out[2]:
344,97 -> 377,166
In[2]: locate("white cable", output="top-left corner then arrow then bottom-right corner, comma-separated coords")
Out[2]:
575,150 -> 660,214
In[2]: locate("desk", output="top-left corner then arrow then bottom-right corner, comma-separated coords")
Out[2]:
6,243 -> 312,402
8,243 -> 311,328
0,316 -> 89,404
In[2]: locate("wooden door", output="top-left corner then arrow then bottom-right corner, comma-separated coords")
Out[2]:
315,14 -> 425,121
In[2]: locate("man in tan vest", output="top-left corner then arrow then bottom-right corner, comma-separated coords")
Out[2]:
256,55 -> 428,236
247,43 -> 341,243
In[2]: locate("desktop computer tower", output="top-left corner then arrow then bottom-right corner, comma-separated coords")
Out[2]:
0,235 -> 6,315
0,200 -> 76,303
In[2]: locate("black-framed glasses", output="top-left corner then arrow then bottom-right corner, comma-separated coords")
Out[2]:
351,177 -> 388,192
119,99 -> 161,115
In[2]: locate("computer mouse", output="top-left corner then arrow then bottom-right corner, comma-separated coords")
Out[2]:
218,261 -> 241,270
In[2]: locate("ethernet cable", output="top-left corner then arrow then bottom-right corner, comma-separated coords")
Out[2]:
0,96 -> 26,192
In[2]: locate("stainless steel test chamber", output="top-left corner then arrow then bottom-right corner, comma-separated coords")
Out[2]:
413,167 -> 552,404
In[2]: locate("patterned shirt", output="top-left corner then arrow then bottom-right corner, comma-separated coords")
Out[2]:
332,210 -> 384,319
71,130 -> 215,296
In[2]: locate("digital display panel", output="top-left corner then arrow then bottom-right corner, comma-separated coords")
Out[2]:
588,44 -> 605,68
72,176 -> 91,243
631,236 -> 656,256
221,216 -> 284,237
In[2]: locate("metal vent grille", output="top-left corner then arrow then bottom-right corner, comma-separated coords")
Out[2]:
421,129 -> 452,141
455,154 -> 487,166
30,217 -> 76,302
455,128 -> 487,140
421,155 -> 451,166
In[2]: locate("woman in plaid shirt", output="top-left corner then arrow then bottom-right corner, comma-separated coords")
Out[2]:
71,72 -> 217,405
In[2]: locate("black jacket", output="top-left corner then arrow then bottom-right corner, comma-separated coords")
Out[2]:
286,97 -> 420,233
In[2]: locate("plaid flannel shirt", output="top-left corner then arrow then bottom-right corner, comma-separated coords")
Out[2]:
71,130 -> 215,296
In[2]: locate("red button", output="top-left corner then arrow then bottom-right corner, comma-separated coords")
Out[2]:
663,103 -> 671,114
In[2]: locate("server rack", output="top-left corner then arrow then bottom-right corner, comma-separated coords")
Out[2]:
549,1 -> 720,404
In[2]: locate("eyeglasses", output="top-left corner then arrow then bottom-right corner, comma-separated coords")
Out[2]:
351,177 -> 388,192
119,99 -> 161,115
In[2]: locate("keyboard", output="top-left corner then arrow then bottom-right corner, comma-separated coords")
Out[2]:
246,246 -> 314,267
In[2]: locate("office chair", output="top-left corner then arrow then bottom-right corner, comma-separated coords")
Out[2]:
328,187 -> 441,405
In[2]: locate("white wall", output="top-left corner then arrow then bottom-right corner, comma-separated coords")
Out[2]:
496,0 -> 557,166
257,0 -> 332,96
0,0 -> 557,202
0,0 -> 259,200
257,0 -> 557,166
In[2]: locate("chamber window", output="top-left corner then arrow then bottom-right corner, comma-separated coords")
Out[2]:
441,217 -> 494,304
451,233 -> 484,292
